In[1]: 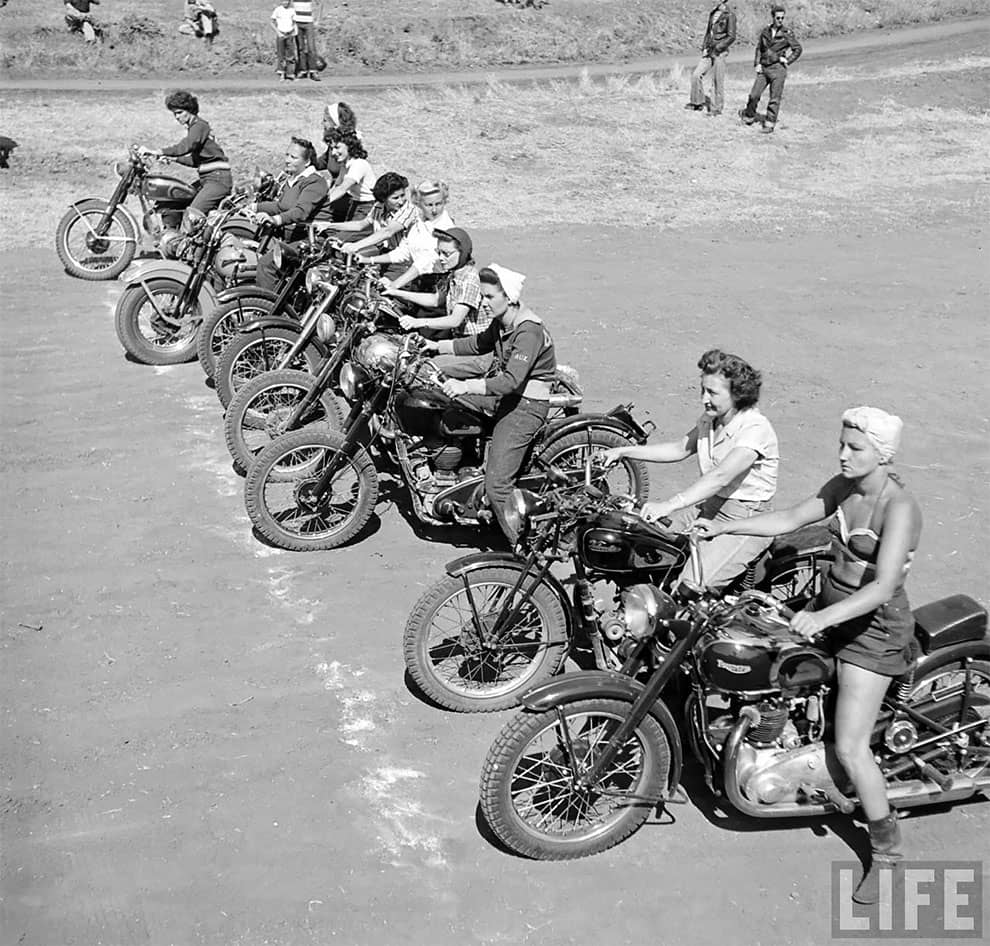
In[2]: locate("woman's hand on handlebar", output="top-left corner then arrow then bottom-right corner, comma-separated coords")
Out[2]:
640,500 -> 675,524
398,314 -> 420,331
789,609 -> 827,641
692,520 -> 723,541
441,377 -> 469,398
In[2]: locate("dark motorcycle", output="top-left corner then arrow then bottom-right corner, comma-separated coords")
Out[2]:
112,197 -> 264,365
55,146 -> 259,281
243,334 -> 654,551
478,552 -> 990,859
404,482 -> 831,712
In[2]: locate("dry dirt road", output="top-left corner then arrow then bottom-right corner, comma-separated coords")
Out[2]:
2,21 -> 989,946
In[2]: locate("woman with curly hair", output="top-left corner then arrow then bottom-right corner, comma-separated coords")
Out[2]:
601,348 -> 779,589
319,129 -> 376,222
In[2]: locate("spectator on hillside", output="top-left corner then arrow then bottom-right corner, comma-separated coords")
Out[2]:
685,1 -> 736,116
64,0 -> 100,43
292,0 -> 321,82
180,0 -> 219,45
739,4 -> 802,134
271,0 -> 298,81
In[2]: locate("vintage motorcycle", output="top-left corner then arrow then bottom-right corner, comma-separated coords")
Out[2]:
404,482 -> 831,712
243,333 -> 654,551
55,146 -> 259,281
112,198 -> 263,365
478,545 -> 990,859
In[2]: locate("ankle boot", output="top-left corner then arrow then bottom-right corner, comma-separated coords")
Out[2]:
852,812 -> 902,905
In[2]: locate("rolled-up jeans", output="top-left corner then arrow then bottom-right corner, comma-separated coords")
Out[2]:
669,495 -> 773,589
690,51 -> 727,113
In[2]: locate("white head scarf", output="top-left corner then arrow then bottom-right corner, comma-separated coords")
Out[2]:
488,263 -> 526,304
842,406 -> 903,463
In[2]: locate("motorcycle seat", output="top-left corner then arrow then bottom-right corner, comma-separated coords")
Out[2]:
769,523 -> 832,558
912,594 -> 988,654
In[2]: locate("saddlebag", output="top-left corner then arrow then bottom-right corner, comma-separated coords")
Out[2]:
913,594 -> 988,654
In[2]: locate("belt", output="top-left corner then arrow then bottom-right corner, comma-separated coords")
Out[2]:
522,379 -> 552,401
198,161 -> 231,174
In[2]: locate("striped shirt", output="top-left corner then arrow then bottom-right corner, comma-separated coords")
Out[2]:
367,198 -> 417,235
291,0 -> 313,23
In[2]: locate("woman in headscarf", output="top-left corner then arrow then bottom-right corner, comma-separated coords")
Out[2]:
696,406 -> 922,906
384,227 -> 486,344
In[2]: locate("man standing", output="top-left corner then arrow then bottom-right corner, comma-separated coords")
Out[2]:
270,0 -> 297,80
740,4 -> 802,133
685,1 -> 736,116
292,0 -> 321,82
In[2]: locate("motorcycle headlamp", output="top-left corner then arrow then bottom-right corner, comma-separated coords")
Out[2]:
339,362 -> 367,402
503,488 -> 544,540
622,584 -> 676,640
305,265 -> 335,294
113,160 -> 126,178
272,241 -> 284,271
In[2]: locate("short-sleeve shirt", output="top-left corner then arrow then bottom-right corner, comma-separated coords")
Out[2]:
271,6 -> 296,34
440,266 -> 487,336
693,408 -> 778,502
334,157 -> 376,203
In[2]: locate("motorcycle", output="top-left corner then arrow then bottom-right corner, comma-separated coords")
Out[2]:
196,230 -> 333,383
243,333 -> 654,551
478,540 -> 990,859
55,146 -> 260,281
112,197 -> 265,365
403,481 -> 831,712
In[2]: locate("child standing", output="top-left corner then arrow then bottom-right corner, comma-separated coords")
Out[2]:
270,0 -> 298,81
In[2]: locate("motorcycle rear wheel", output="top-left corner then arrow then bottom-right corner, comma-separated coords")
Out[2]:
403,568 -> 569,713
536,428 -> 650,504
224,369 -> 346,476
244,427 -> 378,551
196,295 -> 275,379
55,198 -> 137,281
480,698 -> 671,859
114,277 -> 201,365
215,326 -> 321,409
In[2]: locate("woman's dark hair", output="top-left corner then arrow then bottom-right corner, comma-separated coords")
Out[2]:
165,90 -> 199,115
335,102 -> 357,135
327,130 -> 367,160
290,136 -> 317,166
697,348 -> 762,409
478,267 -> 501,289
372,171 -> 409,204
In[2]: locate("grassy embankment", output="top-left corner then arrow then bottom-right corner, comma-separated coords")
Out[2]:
1,49 -> 988,252
1,0 -> 987,77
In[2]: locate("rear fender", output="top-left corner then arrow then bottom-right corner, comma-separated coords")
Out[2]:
443,552 -> 573,639
541,413 -> 644,449
914,639 -> 990,678
521,670 -> 683,791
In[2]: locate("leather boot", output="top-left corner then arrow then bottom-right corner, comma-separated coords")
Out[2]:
852,812 -> 902,905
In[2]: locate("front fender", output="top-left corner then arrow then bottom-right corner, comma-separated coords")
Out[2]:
521,670 -> 683,791
444,553 -> 574,640
70,198 -> 140,242
120,260 -> 218,311
216,285 -> 279,304
234,318 -> 328,359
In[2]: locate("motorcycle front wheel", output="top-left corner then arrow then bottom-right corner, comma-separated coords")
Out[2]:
55,198 -> 137,281
479,698 -> 671,859
114,277 -> 201,365
537,428 -> 650,504
196,295 -> 274,379
224,369 -> 346,476
244,427 -> 379,551
403,567 -> 569,713
215,326 -> 320,409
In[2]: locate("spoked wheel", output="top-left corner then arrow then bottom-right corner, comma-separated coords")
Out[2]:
196,296 -> 274,379
244,426 -> 378,551
761,554 -> 826,607
902,659 -> 990,780
215,327 -> 319,408
403,568 -> 569,713
113,278 -> 201,365
480,698 -> 671,859
55,199 -> 137,280
223,369 -> 346,476
537,429 -> 650,504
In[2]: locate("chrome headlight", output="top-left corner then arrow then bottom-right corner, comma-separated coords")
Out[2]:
622,584 -> 676,640
339,362 -> 366,402
355,333 -> 401,371
503,488 -> 543,539
113,160 -> 126,178
305,265 -> 335,294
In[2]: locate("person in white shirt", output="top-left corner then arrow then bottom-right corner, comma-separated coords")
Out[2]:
270,0 -> 297,80
601,348 -> 779,589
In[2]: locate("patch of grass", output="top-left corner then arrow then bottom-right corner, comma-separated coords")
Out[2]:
0,0 -> 986,77
2,55 -> 987,253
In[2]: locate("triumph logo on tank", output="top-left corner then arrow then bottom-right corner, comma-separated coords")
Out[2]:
830,860 -> 984,938
715,658 -> 749,674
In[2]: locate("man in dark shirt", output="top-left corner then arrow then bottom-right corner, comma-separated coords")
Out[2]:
685,1 -> 736,116
424,264 -> 557,542
739,4 -> 802,133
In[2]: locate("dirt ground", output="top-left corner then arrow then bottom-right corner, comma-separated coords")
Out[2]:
2,23 -> 989,946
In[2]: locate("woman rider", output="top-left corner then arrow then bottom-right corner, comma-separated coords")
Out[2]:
602,348 -> 779,590
139,90 -> 232,223
319,129 -> 376,224
695,407 -> 920,905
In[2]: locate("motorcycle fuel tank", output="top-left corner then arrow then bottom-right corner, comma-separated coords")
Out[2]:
577,511 -> 688,576
142,175 -> 197,205
395,389 -> 486,439
700,637 -> 777,693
